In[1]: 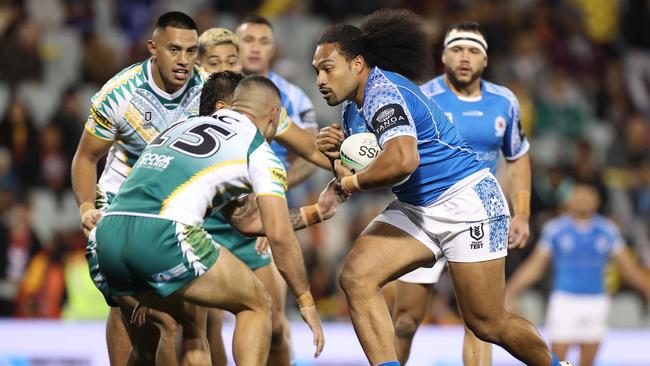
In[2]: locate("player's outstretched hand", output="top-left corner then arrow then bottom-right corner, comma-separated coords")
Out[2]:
81,208 -> 102,237
317,123 -> 344,160
317,178 -> 350,220
508,215 -> 530,249
333,159 -> 353,181
299,304 -> 325,358
255,236 -> 270,254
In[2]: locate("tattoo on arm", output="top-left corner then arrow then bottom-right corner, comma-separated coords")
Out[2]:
225,195 -> 260,231
289,208 -> 307,231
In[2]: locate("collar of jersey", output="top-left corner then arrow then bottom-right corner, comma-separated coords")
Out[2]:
145,57 -> 192,101
440,76 -> 484,103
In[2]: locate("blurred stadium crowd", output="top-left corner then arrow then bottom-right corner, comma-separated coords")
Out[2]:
0,0 -> 649,330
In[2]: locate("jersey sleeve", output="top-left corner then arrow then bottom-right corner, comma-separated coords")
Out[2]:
294,89 -> 318,131
84,92 -> 119,141
274,107 -> 293,137
501,92 -> 530,160
247,139 -> 288,200
604,221 -> 625,257
363,83 -> 417,147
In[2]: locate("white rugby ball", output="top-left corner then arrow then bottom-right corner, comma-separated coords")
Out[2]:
339,132 -> 380,172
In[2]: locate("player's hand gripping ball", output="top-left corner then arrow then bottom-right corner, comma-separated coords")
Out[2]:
339,133 -> 380,172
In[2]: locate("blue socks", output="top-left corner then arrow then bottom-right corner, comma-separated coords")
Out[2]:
376,362 -> 400,366
550,353 -> 561,366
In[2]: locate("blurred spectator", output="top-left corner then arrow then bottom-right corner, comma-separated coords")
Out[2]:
0,20 -> 43,86
13,232 -> 66,318
621,0 -> 650,117
38,123 -> 69,190
0,200 -> 41,316
81,32 -> 119,85
0,147 -> 17,215
61,231 -> 108,319
50,86 -> 83,161
0,96 -> 41,186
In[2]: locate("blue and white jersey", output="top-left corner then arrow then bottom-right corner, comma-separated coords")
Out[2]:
420,76 -> 529,173
538,214 -> 624,295
267,71 -> 317,168
342,67 -> 485,206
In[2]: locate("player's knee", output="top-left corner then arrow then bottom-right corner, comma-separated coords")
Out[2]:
253,282 -> 273,317
338,266 -> 370,295
465,317 -> 501,344
394,312 -> 420,340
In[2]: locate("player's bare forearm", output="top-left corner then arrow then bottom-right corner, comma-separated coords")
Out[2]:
356,136 -> 419,189
71,131 -> 112,208
506,153 -> 531,218
287,157 -> 318,187
276,125 -> 332,170
256,196 -> 310,297
614,250 -> 650,298
71,153 -> 98,208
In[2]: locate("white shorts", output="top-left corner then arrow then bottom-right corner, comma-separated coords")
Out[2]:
546,291 -> 610,343
374,169 -> 510,272
399,257 -> 448,284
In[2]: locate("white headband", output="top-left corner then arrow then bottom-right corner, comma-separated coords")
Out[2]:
444,30 -> 488,56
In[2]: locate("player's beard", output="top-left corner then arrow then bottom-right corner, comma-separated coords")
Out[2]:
446,66 -> 482,90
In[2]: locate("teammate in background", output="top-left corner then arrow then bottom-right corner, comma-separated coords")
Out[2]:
506,182 -> 650,366
231,15 -> 321,366
314,9 -> 570,366
198,27 -> 243,73
71,12 -> 206,365
236,15 -> 319,186
198,28 -> 329,169
391,21 -> 532,365
197,71 -> 329,366
87,76 -> 325,366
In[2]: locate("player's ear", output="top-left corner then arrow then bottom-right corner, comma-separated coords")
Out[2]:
214,101 -> 228,111
352,55 -> 365,74
441,50 -> 448,66
147,39 -> 156,58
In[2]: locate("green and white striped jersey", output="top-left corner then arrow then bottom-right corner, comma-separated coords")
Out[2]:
106,109 -> 288,226
85,58 -> 207,195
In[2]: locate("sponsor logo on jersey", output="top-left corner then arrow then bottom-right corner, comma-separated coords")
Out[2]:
462,110 -> 484,117
494,116 -> 506,137
136,152 -> 175,171
152,263 -> 188,286
270,167 -> 288,191
371,104 -> 409,139
469,223 -> 484,249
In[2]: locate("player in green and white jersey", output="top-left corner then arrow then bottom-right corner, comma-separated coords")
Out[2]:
87,76 -> 326,366
71,11 -> 206,366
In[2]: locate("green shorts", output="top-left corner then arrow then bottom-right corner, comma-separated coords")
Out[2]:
86,214 -> 220,299
203,211 -> 271,270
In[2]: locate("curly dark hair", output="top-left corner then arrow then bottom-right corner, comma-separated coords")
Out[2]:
199,71 -> 245,116
317,8 -> 433,83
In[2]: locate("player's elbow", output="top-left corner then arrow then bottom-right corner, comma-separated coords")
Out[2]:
397,153 -> 419,175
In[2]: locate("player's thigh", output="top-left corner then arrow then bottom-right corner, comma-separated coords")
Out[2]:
447,257 -> 506,322
174,247 -> 270,314
342,221 -> 436,288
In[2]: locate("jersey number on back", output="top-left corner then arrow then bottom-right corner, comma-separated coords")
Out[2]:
150,121 -> 236,158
